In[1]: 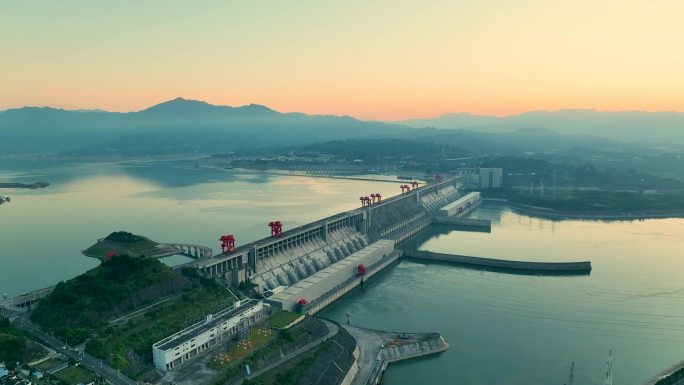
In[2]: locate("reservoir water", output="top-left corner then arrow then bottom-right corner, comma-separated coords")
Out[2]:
2,161 -> 683,385
0,160 -> 400,296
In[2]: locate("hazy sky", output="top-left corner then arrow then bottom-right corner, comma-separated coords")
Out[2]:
1,0 -> 683,120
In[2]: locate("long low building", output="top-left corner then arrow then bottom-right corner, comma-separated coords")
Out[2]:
437,191 -> 481,217
152,299 -> 265,371
266,240 -> 395,312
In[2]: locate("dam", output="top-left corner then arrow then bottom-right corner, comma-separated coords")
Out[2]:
183,177 -> 589,313
189,176 -> 466,310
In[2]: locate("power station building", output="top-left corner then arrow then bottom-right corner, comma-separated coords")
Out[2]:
152,300 -> 265,371
457,168 -> 503,189
265,239 -> 395,312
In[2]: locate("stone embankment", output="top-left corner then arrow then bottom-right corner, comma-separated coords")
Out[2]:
641,360 -> 684,385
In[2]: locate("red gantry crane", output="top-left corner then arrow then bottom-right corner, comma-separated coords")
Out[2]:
220,234 -> 236,254
268,221 -> 283,237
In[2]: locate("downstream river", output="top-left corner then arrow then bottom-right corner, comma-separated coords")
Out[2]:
2,160 -> 683,385
321,203 -> 684,385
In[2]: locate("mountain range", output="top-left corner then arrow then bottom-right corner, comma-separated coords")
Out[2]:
1,98 -> 681,156
0,98 -> 415,155
399,110 -> 684,147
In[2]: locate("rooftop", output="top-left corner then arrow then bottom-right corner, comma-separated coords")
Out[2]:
154,299 -> 262,351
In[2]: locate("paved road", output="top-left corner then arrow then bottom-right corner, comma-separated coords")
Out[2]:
341,325 -> 384,385
14,315 -> 137,385
228,319 -> 339,385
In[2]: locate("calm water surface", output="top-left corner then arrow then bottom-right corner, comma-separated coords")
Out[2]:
0,160 -> 400,296
321,203 -> 684,385
2,162 -> 682,385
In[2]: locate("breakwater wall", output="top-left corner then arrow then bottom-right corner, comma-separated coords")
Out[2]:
404,250 -> 591,274
433,216 -> 491,232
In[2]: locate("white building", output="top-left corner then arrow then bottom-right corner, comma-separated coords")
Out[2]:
478,168 -> 503,188
456,168 -> 503,189
266,240 -> 395,312
152,300 -> 265,371
436,192 -> 481,217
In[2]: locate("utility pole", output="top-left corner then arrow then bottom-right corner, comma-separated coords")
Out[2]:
603,350 -> 613,385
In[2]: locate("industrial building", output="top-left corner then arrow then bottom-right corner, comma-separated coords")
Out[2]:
265,240 -> 395,312
436,192 -> 481,218
152,300 -> 265,371
457,168 -> 503,189
478,168 -> 503,189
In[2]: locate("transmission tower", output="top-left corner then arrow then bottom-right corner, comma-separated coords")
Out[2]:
603,350 -> 613,385
567,362 -> 574,385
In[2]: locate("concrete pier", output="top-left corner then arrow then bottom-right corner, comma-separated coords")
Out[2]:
341,325 -> 449,385
404,250 -> 591,274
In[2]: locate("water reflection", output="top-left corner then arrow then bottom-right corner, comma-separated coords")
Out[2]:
321,202 -> 684,385
0,161 -> 401,299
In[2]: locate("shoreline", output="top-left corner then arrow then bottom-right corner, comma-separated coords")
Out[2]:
0,182 -> 50,189
485,198 -> 684,220
196,165 -> 427,184
641,359 -> 684,385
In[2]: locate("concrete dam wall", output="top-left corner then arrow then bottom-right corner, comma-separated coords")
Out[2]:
193,177 -> 466,294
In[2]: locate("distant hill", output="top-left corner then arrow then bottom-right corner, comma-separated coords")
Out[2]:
414,127 -> 633,154
0,98 -> 413,155
302,138 -> 473,160
399,110 -> 684,147
2,99 -> 677,156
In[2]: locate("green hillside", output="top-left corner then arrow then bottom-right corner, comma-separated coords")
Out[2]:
82,231 -> 175,259
31,254 -> 191,340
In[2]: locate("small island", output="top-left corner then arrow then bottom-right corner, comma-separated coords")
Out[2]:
0,181 -> 50,189
82,231 -> 180,259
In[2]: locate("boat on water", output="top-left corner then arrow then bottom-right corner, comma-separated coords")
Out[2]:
0,196 -> 10,204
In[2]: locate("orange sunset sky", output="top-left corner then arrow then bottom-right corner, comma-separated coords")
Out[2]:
1,0 -> 683,120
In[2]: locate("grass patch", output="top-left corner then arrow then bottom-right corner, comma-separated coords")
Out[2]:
268,311 -> 302,329
209,327 -> 311,385
54,365 -> 95,385
244,340 -> 332,385
211,328 -> 274,368
31,358 -> 62,371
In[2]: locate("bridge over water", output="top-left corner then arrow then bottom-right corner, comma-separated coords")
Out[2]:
167,243 -> 212,259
